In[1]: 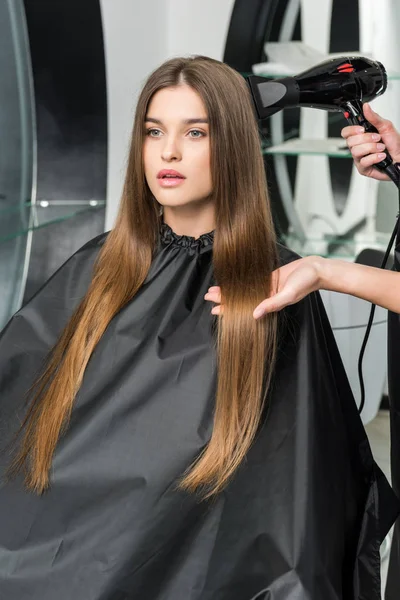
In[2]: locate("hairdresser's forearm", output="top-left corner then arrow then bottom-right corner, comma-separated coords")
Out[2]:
314,256 -> 400,314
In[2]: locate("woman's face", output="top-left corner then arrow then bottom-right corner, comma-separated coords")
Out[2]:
143,84 -> 213,213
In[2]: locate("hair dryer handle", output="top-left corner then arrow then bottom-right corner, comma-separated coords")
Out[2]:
344,101 -> 400,186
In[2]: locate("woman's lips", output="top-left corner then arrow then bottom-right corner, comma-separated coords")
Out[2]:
158,177 -> 186,187
157,169 -> 186,187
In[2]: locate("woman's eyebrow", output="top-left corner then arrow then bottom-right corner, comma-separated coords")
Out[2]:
145,117 -> 209,125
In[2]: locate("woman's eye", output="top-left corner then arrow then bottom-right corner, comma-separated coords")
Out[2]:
146,129 -> 162,137
189,130 -> 204,138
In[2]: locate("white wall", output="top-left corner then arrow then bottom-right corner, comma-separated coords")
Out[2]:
101,0 -> 235,230
166,0 -> 234,61
100,0 -> 167,230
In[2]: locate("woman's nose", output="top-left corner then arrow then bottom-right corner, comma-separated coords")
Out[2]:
161,137 -> 181,161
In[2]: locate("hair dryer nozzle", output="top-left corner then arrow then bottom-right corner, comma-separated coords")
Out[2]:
247,75 -> 300,119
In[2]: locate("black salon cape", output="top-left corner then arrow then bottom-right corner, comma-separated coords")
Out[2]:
0,225 -> 398,600
385,236 -> 400,600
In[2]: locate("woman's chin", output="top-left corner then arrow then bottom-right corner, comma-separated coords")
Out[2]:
156,196 -> 195,209
154,191 -> 214,212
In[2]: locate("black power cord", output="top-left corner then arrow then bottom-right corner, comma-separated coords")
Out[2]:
357,183 -> 400,415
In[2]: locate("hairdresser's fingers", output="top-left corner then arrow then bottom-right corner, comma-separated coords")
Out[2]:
341,125 -> 365,140
344,126 -> 391,180
205,288 -> 224,316
342,104 -> 400,159
350,142 -> 386,159
364,103 -> 400,160
357,153 -> 392,180
363,103 -> 393,133
351,151 -> 391,181
341,105 -> 392,138
204,290 -> 221,305
346,132 -> 381,149
254,261 -> 322,318
359,152 -> 389,167
253,289 -> 296,317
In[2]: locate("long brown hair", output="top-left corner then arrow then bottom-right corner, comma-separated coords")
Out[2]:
9,56 -> 279,498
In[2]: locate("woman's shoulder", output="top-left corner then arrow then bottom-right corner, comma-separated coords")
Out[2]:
52,230 -> 110,277
18,231 -> 111,315
276,242 -> 301,267
46,230 -> 110,283
74,230 -> 110,255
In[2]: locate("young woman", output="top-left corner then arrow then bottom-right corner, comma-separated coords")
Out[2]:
0,57 -> 397,600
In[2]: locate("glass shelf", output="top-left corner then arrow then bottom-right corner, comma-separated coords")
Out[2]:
263,137 -> 352,158
0,201 -> 106,244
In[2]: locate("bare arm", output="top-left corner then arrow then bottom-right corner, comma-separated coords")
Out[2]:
316,257 -> 400,312
204,256 -> 400,318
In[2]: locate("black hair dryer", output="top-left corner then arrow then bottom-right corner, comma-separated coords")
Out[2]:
247,56 -> 400,186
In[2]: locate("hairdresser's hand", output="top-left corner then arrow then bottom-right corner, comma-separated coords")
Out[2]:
341,102 -> 400,181
204,256 -> 324,318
